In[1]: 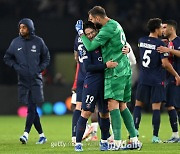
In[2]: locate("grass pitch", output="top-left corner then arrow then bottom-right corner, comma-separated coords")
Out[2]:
0,114 -> 180,154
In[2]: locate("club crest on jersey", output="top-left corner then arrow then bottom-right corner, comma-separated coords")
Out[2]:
86,103 -> 91,109
31,45 -> 36,52
84,84 -> 88,88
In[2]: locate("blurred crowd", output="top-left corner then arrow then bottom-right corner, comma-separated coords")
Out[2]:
1,0 -> 179,53
1,0 -> 179,20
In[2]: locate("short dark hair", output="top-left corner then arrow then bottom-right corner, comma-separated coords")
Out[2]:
88,6 -> 106,18
83,21 -> 97,33
163,20 -> 177,31
147,18 -> 162,33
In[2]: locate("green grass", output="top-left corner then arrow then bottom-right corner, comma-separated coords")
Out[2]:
0,114 -> 180,154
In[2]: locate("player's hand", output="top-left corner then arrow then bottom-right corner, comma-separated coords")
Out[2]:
75,20 -> 84,36
157,46 -> 169,53
106,60 -> 118,68
175,76 -> 180,86
122,45 -> 130,54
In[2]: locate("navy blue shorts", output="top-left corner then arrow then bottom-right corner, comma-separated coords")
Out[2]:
82,84 -> 108,113
165,83 -> 180,108
136,84 -> 166,104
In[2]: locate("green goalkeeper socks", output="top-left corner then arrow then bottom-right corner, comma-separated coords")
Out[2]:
121,108 -> 136,138
110,109 -> 121,140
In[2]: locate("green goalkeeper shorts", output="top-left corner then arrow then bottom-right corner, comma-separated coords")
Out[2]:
104,75 -> 131,102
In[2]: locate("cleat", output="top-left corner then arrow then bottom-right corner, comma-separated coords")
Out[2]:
20,135 -> 28,144
122,141 -> 142,150
75,144 -> 83,152
36,137 -> 47,144
100,142 -> 108,151
128,129 -> 139,139
152,136 -> 162,143
90,136 -> 98,141
164,137 -> 179,143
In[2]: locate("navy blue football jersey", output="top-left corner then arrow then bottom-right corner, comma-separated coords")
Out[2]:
167,37 -> 180,83
138,36 -> 169,85
74,35 -> 86,82
83,48 -> 106,84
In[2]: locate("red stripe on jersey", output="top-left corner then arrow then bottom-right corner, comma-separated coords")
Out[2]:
72,63 -> 80,90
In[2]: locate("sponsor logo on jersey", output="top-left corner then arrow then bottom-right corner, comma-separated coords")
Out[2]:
17,47 -> 22,51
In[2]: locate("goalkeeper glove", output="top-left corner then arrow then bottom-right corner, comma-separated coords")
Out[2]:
75,20 -> 84,36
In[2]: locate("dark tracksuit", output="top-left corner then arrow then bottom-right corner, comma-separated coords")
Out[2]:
4,18 -> 50,134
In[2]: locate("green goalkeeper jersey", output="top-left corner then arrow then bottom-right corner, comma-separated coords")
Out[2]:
81,19 -> 131,78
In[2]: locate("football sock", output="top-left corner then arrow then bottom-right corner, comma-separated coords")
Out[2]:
99,117 -> 110,140
168,109 -> 178,133
121,108 -> 136,138
72,110 -> 81,137
133,106 -> 142,130
39,133 -> 45,137
34,112 -> 43,134
25,103 -> 37,133
76,116 -> 88,143
110,109 -> 121,140
23,132 -> 29,139
152,110 -> 160,137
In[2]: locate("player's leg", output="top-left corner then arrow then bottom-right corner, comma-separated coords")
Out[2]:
133,84 -> 149,132
105,77 -> 122,149
75,89 -> 96,151
152,102 -> 162,143
165,83 -> 179,142
20,94 -> 36,144
72,101 -> 81,144
99,112 -> 110,151
120,75 -> 142,150
75,110 -> 91,151
72,87 -> 82,144
108,99 -> 122,149
97,95 -> 110,151
33,108 -> 47,144
133,100 -> 143,133
151,84 -> 166,143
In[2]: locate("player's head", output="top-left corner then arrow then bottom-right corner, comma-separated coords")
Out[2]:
147,18 -> 163,37
88,6 -> 107,29
83,21 -> 98,40
162,20 -> 177,38
18,18 -> 35,38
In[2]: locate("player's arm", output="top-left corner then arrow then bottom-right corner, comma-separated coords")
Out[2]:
3,41 -> 20,71
75,20 -> 112,51
80,35 -> 101,51
39,39 -> 50,72
157,46 -> 180,57
123,42 -> 136,65
83,52 -> 117,72
74,50 -> 78,62
161,58 -> 180,85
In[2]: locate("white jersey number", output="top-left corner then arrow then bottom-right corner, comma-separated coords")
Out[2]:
142,50 -> 152,67
85,95 -> 94,104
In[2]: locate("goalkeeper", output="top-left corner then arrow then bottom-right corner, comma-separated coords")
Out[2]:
75,6 -> 142,150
